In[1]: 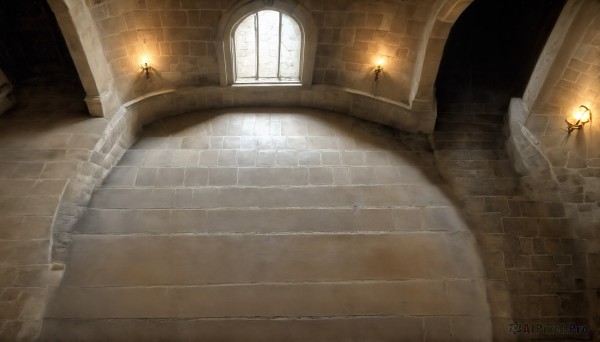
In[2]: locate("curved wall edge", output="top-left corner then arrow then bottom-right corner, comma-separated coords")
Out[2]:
50,83 -> 436,261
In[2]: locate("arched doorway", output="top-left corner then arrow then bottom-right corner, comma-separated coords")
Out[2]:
435,0 -> 566,105
0,0 -> 88,118
0,0 -> 83,89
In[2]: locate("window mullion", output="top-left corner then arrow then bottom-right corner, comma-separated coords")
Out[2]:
277,12 -> 282,80
254,13 -> 259,80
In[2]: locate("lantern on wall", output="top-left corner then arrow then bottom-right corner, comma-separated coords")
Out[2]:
374,57 -> 386,82
565,105 -> 592,134
141,55 -> 151,79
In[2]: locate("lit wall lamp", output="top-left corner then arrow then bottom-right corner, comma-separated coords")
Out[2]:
141,55 -> 151,79
565,105 -> 592,134
374,57 -> 384,82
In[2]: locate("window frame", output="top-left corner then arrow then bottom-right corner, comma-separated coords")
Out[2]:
217,0 -> 316,88
232,10 -> 302,84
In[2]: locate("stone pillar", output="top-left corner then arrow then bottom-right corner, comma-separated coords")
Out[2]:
47,0 -> 120,117
0,68 -> 16,115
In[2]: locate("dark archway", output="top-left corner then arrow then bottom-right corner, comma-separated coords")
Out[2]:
0,0 -> 87,117
435,0 -> 566,105
0,0 -> 79,82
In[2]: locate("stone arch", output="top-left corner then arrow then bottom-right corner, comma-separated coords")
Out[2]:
47,0 -> 118,117
410,0 -> 473,114
217,0 -> 317,87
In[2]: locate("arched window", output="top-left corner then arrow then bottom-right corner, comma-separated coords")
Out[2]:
234,10 -> 302,83
217,0 -> 316,87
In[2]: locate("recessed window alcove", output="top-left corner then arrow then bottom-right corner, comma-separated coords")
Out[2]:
234,10 -> 302,84
217,0 -> 317,87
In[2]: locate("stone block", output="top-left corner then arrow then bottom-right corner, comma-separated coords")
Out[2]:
298,151 -> 321,166
155,168 -> 185,187
451,316 -> 493,341
307,137 -> 339,150
135,168 -> 157,186
77,209 -> 137,234
502,218 -> 538,237
0,217 -> 52,240
164,28 -> 211,41
341,151 -> 364,166
0,240 -> 49,265
331,167 -> 350,185
144,150 -> 174,166
421,206 -> 468,231
364,151 -> 389,166
41,162 -> 80,179
308,167 -> 333,185
40,316 -> 429,341
61,232 -> 477,287
160,10 -> 187,28
519,201 -> 565,218
410,184 -> 452,206
349,167 -> 375,185
208,168 -> 237,186
446,279 -> 489,315
373,166 -> 400,184
118,150 -> 147,166
0,196 -> 60,216
102,167 -> 137,187
530,255 -> 558,271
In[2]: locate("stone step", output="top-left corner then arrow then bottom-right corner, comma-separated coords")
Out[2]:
101,165 -> 442,189
437,103 -> 507,114
441,160 -> 519,177
433,132 -> 500,142
59,233 -> 480,287
41,317 -> 432,342
87,184 -> 454,209
434,121 -> 501,134
435,150 -> 509,162
451,177 -> 520,197
44,280 -> 488,320
432,139 -> 503,151
77,207 -> 439,234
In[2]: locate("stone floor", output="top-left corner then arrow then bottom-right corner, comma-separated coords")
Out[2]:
0,76 -> 109,340
40,108 -> 492,341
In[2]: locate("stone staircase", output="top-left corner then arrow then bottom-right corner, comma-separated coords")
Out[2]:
432,103 -> 588,341
40,109 -> 492,341
434,103 -> 520,198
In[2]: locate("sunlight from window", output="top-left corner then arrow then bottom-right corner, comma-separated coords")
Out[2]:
234,10 -> 301,83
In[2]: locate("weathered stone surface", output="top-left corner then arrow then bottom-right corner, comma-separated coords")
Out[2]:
42,317 -> 425,342
41,108 -> 491,340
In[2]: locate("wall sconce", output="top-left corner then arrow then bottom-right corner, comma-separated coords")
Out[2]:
140,55 -> 151,79
565,105 -> 591,134
374,58 -> 384,82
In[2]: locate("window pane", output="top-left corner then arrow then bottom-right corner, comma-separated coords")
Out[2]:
234,14 -> 257,79
280,14 -> 301,80
257,10 -> 280,78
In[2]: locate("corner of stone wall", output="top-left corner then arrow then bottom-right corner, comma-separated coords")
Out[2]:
50,104 -> 140,263
505,97 -> 597,337
505,98 -> 560,202
0,69 -> 16,115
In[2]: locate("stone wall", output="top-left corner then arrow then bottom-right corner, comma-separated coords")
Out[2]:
506,0 -> 600,336
12,0 -> 596,339
0,69 -> 15,115
84,0 -> 455,108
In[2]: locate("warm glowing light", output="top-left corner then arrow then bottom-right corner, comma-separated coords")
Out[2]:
376,58 -> 384,67
565,105 -> 592,134
573,105 -> 591,123
140,55 -> 151,79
